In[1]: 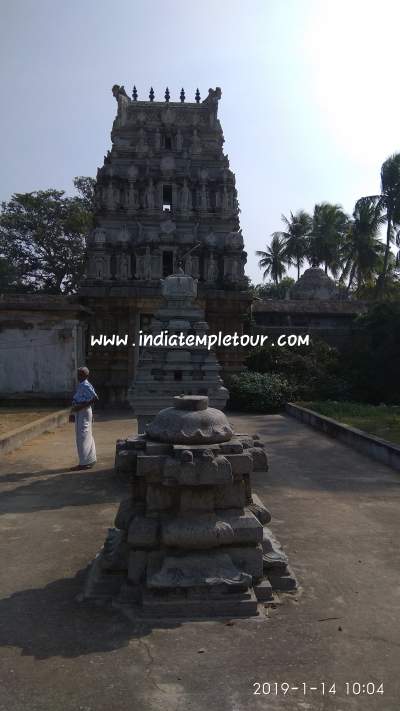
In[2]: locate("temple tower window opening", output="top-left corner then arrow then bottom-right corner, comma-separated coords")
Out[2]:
162,184 -> 173,212
162,250 -> 174,276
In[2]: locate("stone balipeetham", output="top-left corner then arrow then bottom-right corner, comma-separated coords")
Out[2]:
83,395 -> 297,617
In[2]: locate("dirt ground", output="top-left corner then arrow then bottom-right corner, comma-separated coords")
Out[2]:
0,412 -> 399,711
0,407 -> 58,436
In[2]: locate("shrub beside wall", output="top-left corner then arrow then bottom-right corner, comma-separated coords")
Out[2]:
227,372 -> 294,413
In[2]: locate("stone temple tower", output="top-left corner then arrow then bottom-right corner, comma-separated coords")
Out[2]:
79,85 -> 251,403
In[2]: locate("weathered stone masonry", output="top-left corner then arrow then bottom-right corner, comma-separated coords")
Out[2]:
84,395 -> 297,617
79,86 -> 251,403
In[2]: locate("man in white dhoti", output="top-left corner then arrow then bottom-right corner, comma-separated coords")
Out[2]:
69,366 -> 98,470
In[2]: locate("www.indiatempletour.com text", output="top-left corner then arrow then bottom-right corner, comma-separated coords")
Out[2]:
90,332 -> 310,349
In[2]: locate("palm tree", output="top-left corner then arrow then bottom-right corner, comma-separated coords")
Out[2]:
256,234 -> 287,285
273,210 -> 312,279
308,202 -> 349,276
375,153 -> 400,294
340,197 -> 385,293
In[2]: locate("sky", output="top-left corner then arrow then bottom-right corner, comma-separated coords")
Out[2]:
1,0 -> 400,283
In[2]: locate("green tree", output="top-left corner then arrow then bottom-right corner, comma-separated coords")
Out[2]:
374,153 -> 400,295
344,301 -> 400,403
0,256 -> 19,292
340,197 -> 385,293
252,276 -> 295,300
256,233 -> 287,285
308,202 -> 349,276
274,210 -> 312,279
73,176 -> 96,212
0,177 -> 95,294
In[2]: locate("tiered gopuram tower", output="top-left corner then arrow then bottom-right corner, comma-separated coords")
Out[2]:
79,85 -> 251,402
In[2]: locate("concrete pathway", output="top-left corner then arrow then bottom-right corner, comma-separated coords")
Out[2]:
0,412 -> 399,711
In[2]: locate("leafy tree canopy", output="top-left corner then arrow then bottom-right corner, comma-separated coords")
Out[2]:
277,210 -> 312,280
308,202 -> 349,276
256,233 -> 287,285
0,176 -> 95,294
343,301 -> 400,403
252,276 -> 295,299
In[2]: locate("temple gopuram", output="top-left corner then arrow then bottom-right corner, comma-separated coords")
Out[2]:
79,85 -> 251,403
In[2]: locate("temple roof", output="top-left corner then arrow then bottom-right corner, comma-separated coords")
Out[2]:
291,267 -> 338,301
252,299 -> 367,315
0,294 -> 91,314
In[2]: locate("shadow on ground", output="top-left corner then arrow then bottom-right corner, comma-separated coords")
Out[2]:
0,568 -> 184,660
2,413 -> 400,519
0,467 -> 128,514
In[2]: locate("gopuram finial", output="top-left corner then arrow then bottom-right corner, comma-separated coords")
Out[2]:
195,88 -> 201,103
149,87 -> 155,102
132,85 -> 138,101
165,87 -> 170,102
180,88 -> 185,103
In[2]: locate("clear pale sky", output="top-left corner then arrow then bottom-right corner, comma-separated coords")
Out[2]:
1,0 -> 400,283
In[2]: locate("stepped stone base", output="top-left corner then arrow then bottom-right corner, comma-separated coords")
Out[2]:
82,521 -> 296,617
83,396 -> 298,619
253,580 -> 273,602
141,588 -> 259,618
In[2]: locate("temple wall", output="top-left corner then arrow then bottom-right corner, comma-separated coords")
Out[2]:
252,300 -> 367,350
0,302 -> 87,399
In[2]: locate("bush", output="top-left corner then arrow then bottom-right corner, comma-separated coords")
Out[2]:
245,339 -> 350,401
227,371 -> 294,413
342,301 -> 400,404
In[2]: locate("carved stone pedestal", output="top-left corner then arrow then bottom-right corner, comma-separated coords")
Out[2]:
83,396 -> 297,618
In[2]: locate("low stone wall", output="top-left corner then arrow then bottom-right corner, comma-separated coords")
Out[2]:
286,403 -> 400,472
0,408 -> 70,455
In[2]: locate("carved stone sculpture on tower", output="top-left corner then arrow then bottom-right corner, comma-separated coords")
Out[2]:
137,128 -> 148,154
90,253 -> 111,280
200,181 -> 208,211
222,186 -> 231,212
154,128 -> 161,151
144,179 -> 156,210
184,253 -> 192,276
112,84 -> 130,126
118,226 -> 130,243
117,253 -> 131,281
106,180 -> 115,210
144,246 -> 152,280
207,253 -> 219,283
93,228 -> 107,245
176,128 -> 183,151
191,128 -> 201,154
128,180 -> 138,210
179,179 -> 192,211
203,86 -> 222,126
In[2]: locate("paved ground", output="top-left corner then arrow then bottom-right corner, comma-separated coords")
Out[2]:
0,412 -> 399,711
